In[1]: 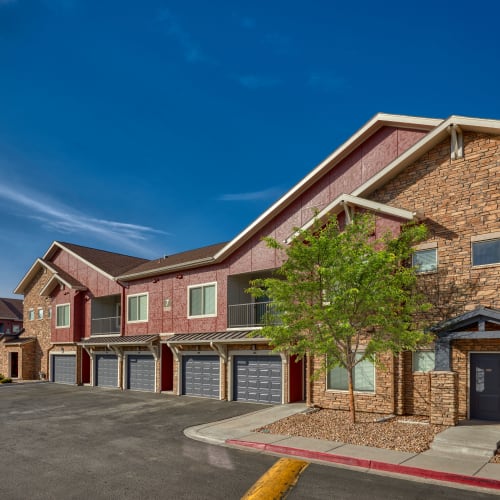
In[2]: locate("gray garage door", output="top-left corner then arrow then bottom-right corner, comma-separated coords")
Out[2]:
95,354 -> 118,388
127,355 -> 155,392
52,355 -> 76,384
233,355 -> 282,404
182,355 -> 219,398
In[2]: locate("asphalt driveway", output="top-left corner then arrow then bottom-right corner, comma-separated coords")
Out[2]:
0,383 -> 274,499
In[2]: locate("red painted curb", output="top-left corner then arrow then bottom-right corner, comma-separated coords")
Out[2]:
226,439 -> 500,491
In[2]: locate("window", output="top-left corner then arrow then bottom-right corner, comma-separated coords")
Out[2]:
472,238 -> 500,266
47,307 -> 52,320
37,307 -> 44,320
413,351 -> 435,372
13,325 -> 21,333
413,248 -> 437,273
127,293 -> 148,322
56,304 -> 70,328
188,283 -> 216,317
327,354 -> 375,392
28,308 -> 35,321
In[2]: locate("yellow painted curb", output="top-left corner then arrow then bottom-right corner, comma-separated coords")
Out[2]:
242,457 -> 309,500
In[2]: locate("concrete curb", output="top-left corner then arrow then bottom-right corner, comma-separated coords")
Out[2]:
227,439 -> 500,492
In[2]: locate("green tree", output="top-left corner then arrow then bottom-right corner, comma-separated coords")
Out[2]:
248,213 -> 431,423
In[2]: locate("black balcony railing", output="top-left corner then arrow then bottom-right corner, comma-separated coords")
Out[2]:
227,301 -> 279,328
91,316 -> 121,336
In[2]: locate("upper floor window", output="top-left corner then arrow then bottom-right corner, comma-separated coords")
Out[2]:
127,293 -> 148,323
327,354 -> 375,393
37,307 -> 44,320
188,283 -> 216,318
28,308 -> 35,321
13,325 -> 21,333
47,307 -> 52,320
413,248 -> 437,273
413,350 -> 435,372
472,238 -> 500,266
56,304 -> 70,328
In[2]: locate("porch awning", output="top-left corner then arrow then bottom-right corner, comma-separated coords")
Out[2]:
167,330 -> 269,345
78,334 -> 159,346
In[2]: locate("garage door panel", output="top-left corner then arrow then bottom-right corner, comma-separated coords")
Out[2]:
127,355 -> 155,392
52,355 -> 76,385
233,355 -> 282,404
96,354 -> 118,388
182,355 -> 219,399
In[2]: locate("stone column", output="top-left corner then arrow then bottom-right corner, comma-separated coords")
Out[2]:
430,370 -> 458,425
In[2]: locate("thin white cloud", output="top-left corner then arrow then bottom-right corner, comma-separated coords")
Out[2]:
158,8 -> 210,64
0,183 -> 167,255
234,74 -> 281,89
217,187 -> 282,202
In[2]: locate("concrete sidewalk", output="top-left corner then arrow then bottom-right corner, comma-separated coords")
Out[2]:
185,403 -> 500,493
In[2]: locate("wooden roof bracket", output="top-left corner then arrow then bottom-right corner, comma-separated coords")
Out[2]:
166,342 -> 181,362
449,123 -> 463,160
210,342 -> 227,362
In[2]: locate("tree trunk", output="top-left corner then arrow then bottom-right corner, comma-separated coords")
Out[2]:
347,366 -> 356,423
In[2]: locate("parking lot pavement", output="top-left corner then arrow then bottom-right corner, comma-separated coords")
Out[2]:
0,383 -> 275,500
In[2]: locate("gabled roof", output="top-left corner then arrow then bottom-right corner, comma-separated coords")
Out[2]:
15,242 -> 149,294
0,298 -> 23,321
117,113 -> 442,279
431,307 -> 500,334
119,242 -> 228,280
45,242 -> 149,279
39,262 -> 87,297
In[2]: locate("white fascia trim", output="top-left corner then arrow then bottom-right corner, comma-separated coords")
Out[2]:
14,258 -> 66,295
39,274 -> 86,297
47,242 -> 116,282
351,115 -> 500,198
118,257 -> 214,280
286,194 -> 417,243
213,114 -> 442,262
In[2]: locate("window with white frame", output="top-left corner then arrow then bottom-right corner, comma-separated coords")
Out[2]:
47,307 -> 52,320
472,238 -> 500,266
413,248 -> 437,273
327,354 -> 375,392
28,308 -> 35,321
56,304 -> 70,328
13,324 -> 21,333
188,283 -> 216,317
127,293 -> 148,322
412,351 -> 435,372
37,307 -> 44,320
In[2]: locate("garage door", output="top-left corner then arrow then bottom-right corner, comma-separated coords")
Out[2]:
52,355 -> 76,384
233,355 -> 282,404
95,354 -> 118,388
182,355 -> 219,399
127,355 -> 155,392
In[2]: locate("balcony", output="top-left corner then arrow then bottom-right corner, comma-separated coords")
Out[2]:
91,316 -> 121,336
228,301 -> 279,329
91,295 -> 121,336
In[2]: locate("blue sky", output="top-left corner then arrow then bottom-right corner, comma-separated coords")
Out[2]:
1,0 -> 499,298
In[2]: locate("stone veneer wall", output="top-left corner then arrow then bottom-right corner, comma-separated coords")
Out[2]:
14,268 -> 53,379
430,371 -> 458,425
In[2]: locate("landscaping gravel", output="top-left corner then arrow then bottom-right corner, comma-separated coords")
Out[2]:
257,409 -> 448,453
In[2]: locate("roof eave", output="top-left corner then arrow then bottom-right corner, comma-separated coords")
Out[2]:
118,257 -> 215,280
